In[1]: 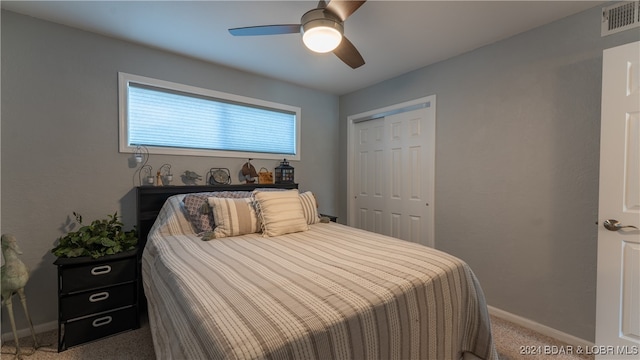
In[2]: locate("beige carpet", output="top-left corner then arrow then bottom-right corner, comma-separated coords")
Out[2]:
2,315 -> 593,360
490,316 -> 593,360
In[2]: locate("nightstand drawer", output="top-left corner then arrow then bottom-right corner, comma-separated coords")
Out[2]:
63,306 -> 137,348
60,257 -> 136,294
60,282 -> 136,321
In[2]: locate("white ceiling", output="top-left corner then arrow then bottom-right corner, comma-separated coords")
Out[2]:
2,1 -> 602,95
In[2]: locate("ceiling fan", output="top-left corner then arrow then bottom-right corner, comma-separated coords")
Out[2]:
228,0 -> 366,69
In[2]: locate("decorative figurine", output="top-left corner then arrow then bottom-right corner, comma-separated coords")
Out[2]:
241,159 -> 258,184
182,170 -> 202,185
1,234 -> 39,357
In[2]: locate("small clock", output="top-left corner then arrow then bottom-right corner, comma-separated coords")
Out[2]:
208,168 -> 231,185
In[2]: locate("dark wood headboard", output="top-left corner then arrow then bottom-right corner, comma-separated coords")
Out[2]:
135,183 -> 298,251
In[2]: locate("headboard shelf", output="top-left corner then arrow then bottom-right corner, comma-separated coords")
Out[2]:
136,183 -> 299,251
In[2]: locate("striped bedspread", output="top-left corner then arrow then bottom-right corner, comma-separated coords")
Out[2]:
142,195 -> 498,360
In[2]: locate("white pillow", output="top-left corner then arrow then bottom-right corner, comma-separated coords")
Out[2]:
207,197 -> 261,239
253,189 -> 309,237
299,191 -> 320,224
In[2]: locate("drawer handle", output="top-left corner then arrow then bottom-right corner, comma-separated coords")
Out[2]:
92,316 -> 113,327
88,291 -> 110,303
90,265 -> 112,275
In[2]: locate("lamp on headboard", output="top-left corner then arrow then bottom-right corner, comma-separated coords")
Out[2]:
141,165 -> 154,185
133,145 -> 154,186
133,145 -> 148,164
275,159 -> 294,184
159,164 -> 173,185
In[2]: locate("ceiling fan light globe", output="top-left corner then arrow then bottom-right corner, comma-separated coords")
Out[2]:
302,19 -> 343,53
303,27 -> 342,53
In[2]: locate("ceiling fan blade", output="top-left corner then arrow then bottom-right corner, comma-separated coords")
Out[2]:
229,24 -> 300,36
325,0 -> 366,21
333,37 -> 365,69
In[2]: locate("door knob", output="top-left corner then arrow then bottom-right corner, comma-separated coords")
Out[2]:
603,219 -> 639,231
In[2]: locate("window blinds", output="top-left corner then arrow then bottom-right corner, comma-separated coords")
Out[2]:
127,83 -> 296,155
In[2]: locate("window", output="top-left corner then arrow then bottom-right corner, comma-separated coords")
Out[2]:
119,72 -> 300,160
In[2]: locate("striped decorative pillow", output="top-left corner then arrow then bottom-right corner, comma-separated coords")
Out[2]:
299,191 -> 320,224
253,189 -> 309,237
206,197 -> 261,239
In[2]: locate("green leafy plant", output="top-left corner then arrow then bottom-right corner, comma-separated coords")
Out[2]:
52,212 -> 137,259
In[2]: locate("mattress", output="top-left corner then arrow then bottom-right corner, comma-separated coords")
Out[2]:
142,195 -> 498,360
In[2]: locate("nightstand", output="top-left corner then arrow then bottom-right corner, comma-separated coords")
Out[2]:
54,249 -> 139,351
320,214 -> 338,222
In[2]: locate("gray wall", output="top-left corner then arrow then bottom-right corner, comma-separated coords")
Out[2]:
339,5 -> 638,341
3,3 -> 639,344
1,10 -> 339,333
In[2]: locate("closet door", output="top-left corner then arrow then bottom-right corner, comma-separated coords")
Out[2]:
352,104 -> 435,247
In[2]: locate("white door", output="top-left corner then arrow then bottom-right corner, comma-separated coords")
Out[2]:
349,98 -> 435,247
353,116 -> 387,235
596,41 -> 640,359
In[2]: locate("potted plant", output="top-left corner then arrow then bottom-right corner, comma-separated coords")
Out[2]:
52,212 -> 138,259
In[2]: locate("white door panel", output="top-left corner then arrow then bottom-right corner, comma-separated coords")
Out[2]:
596,41 -> 640,359
354,117 -> 384,234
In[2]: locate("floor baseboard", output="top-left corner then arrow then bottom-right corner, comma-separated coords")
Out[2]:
1,320 -> 58,343
488,305 -> 594,349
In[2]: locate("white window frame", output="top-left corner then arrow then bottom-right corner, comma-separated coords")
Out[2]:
118,72 -> 301,160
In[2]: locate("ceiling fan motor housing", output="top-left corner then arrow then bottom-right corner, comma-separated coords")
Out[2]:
301,8 -> 344,35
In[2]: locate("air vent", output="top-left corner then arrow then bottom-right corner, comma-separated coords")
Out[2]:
602,1 -> 640,36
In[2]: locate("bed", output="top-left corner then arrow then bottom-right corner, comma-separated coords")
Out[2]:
139,185 -> 498,360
